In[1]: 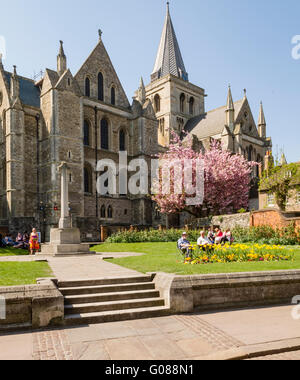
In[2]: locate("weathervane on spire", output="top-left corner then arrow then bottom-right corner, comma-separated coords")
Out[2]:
98,29 -> 103,41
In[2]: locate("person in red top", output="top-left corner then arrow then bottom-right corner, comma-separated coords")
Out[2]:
214,228 -> 224,245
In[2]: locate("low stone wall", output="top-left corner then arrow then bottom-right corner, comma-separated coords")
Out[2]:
182,212 -> 251,231
154,270 -> 300,313
0,279 -> 64,330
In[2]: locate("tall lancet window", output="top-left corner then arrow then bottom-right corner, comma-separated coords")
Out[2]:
119,129 -> 126,151
189,97 -> 195,115
98,72 -> 104,101
180,93 -> 185,113
111,87 -> 116,106
85,77 -> 90,97
101,118 -> 109,150
154,94 -> 161,113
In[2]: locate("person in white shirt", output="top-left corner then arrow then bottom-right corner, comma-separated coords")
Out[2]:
197,231 -> 212,247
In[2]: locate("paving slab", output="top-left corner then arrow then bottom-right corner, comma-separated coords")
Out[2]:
198,305 -> 300,345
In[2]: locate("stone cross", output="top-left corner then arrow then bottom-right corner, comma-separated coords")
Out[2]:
58,162 -> 71,229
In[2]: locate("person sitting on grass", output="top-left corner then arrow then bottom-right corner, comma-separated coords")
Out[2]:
214,228 -> 224,245
220,229 -> 234,245
197,231 -> 212,247
207,227 -> 215,244
4,234 -> 14,247
22,232 -> 30,250
14,233 -> 24,249
177,232 -> 192,259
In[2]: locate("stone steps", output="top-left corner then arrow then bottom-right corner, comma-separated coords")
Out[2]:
58,275 -> 153,288
64,289 -> 161,305
64,297 -> 165,315
58,275 -> 170,326
60,282 -> 156,296
63,306 -> 171,326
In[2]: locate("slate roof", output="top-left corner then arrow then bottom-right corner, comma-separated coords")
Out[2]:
185,99 -> 244,139
4,71 -> 40,108
152,3 -> 188,81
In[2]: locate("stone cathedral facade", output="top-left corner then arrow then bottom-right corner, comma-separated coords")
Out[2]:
0,4 -> 271,241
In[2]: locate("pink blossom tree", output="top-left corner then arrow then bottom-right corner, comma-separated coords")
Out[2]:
152,135 -> 257,217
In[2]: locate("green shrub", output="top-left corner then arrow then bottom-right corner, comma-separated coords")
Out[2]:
107,229 -> 201,243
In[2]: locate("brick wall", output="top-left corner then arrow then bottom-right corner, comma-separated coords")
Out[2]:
251,208 -> 300,229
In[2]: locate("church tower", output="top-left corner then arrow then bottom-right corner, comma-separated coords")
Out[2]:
145,2 -> 206,147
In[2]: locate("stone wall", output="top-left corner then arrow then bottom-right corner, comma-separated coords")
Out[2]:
182,212 -> 251,231
0,279 -> 64,330
154,270 -> 300,314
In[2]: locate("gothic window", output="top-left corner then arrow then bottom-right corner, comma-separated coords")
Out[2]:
85,77 -> 90,97
154,94 -> 160,113
83,120 -> 90,146
98,72 -> 104,101
101,118 -> 109,150
100,205 -> 106,218
180,93 -> 185,113
119,129 -> 126,151
107,205 -> 113,219
84,166 -> 92,194
111,86 -> 116,106
189,97 -> 195,115
159,118 -> 165,136
248,145 -> 253,161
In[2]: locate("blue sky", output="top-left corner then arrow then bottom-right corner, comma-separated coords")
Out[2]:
1,0 -> 299,162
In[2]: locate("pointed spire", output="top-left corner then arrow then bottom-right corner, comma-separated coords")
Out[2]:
137,77 -> 146,104
258,102 -> 267,138
151,2 -> 188,82
10,65 -> 20,102
226,85 -> 234,111
57,40 -> 67,77
225,85 -> 235,127
280,152 -> 287,166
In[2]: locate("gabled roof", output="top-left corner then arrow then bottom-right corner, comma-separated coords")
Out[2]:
185,99 -> 244,140
4,71 -> 40,108
152,3 -> 188,82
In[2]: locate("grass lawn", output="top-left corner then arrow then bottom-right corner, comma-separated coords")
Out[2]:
0,262 -> 53,286
0,247 -> 29,257
93,242 -> 300,275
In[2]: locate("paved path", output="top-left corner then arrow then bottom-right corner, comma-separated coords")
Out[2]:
0,305 -> 299,360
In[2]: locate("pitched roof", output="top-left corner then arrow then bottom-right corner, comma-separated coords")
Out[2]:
4,71 -> 40,108
185,99 -> 244,139
152,3 -> 188,82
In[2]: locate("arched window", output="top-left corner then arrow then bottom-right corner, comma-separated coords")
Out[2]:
111,86 -> 116,106
154,94 -> 160,113
159,118 -> 165,136
119,129 -> 126,151
189,97 -> 195,115
83,120 -> 90,146
85,77 -> 90,97
84,166 -> 92,194
100,205 -> 106,218
248,145 -> 253,161
98,72 -> 104,101
107,205 -> 113,219
101,118 -> 109,150
180,93 -> 185,113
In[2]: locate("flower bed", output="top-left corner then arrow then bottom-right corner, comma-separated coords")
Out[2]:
185,244 -> 295,265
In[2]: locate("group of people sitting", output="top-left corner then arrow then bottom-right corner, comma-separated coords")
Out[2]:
0,228 -> 40,255
177,227 -> 234,258
0,232 -> 30,250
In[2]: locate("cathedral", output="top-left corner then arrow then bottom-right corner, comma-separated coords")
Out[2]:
0,3 -> 272,241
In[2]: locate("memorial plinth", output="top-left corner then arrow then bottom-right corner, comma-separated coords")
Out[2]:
40,162 -> 95,256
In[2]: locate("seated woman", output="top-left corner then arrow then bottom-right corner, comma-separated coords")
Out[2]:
177,232 -> 192,259
214,228 -> 224,245
207,227 -> 215,244
14,233 -> 24,249
4,234 -> 14,247
221,229 -> 234,245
